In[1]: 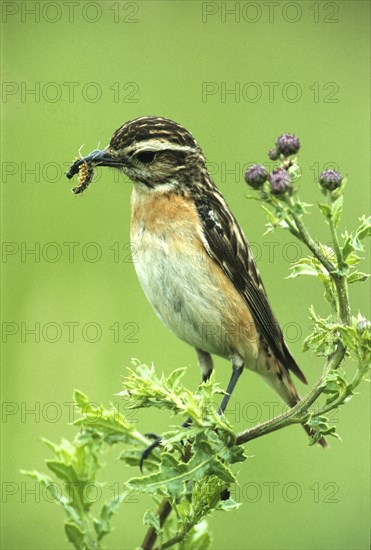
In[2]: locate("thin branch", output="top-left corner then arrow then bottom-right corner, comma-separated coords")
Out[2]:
328,212 -> 351,325
328,209 -> 343,269
283,194 -> 351,326
282,195 -> 337,274
333,276 -> 351,325
141,499 -> 173,550
153,523 -> 197,550
235,344 -> 345,445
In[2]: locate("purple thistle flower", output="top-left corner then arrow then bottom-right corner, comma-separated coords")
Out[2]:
319,169 -> 343,191
269,168 -> 291,195
244,164 -> 268,189
275,133 -> 300,157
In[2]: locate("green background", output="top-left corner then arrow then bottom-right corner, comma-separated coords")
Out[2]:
1,1 -> 370,548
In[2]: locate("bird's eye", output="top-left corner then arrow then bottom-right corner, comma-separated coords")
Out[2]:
136,151 -> 156,164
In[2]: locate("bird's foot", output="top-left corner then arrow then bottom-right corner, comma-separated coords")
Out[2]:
140,433 -> 162,472
140,418 -> 194,472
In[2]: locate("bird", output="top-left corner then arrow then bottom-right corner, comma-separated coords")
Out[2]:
66,115 -> 327,457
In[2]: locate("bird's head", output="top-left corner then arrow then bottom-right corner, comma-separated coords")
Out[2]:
67,116 -> 207,193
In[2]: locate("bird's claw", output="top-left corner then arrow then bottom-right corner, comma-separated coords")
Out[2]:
140,435 -> 162,472
144,432 -> 161,440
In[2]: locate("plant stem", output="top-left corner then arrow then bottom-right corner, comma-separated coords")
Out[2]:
153,522 -> 197,550
234,344 -> 345,445
141,499 -> 173,550
333,276 -> 351,325
328,211 -> 351,325
328,209 -> 343,269
283,195 -> 337,274
283,194 -> 351,325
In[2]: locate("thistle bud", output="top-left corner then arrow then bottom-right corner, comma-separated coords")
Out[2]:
319,170 -> 343,191
244,164 -> 268,189
275,133 -> 300,157
269,168 -> 291,195
268,149 -> 279,161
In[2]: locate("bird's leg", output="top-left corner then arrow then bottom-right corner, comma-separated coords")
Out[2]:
140,353 -> 244,471
218,353 -> 244,415
182,349 -> 214,428
197,348 -> 215,382
140,350 -> 213,471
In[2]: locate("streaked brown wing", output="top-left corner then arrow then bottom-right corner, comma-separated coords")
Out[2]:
194,188 -> 307,384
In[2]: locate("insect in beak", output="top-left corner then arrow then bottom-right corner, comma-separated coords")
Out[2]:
66,148 -> 124,194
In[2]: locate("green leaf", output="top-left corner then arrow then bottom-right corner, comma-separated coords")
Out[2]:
118,366 -> 232,435
22,469 -> 82,524
332,195 -> 343,227
64,522 -> 86,550
342,216 -> 371,260
46,461 -> 78,484
143,510 -> 162,535
356,215 -> 371,240
287,257 -> 333,287
302,309 -> 339,356
337,326 -> 358,352
261,205 -> 279,225
126,435 -> 236,500
73,392 -> 141,447
287,263 -> 318,278
318,202 -> 332,219
178,520 -> 211,550
94,493 -> 126,541
166,367 -> 187,387
347,271 -> 370,284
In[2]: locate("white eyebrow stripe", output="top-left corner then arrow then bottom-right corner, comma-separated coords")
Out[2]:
124,139 -> 193,155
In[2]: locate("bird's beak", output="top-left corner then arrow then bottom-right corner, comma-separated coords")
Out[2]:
66,148 -> 125,179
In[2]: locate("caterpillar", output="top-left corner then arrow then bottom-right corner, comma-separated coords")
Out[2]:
72,161 -> 95,195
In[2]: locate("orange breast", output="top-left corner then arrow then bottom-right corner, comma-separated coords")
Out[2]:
130,186 -> 259,363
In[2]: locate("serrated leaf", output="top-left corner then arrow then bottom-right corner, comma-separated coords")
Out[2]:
219,498 -> 241,511
347,271 -> 370,284
74,389 -> 90,409
94,493 -> 126,541
287,263 -> 318,278
119,366 -> 232,435
64,521 -> 86,550
337,326 -> 358,351
261,205 -> 278,224
356,215 -> 371,240
341,238 -> 352,260
318,202 -> 332,218
342,216 -> 371,260
127,435 -> 236,500
166,367 -> 187,387
46,461 -> 78,484
332,195 -> 343,227
219,443 -> 246,465
143,510 -> 162,534
23,469 -> 82,523
73,394 -> 140,447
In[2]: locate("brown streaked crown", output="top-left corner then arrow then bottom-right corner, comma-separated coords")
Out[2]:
109,116 -> 201,152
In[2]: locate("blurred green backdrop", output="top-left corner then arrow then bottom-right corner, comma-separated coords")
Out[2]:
1,1 -> 370,548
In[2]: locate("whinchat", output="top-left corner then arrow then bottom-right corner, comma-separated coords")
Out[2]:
67,116 -> 326,452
